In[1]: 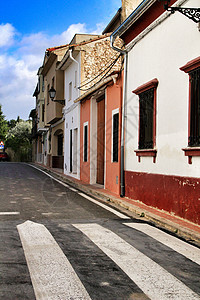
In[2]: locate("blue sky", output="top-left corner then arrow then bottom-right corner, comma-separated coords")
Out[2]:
0,0 -> 121,120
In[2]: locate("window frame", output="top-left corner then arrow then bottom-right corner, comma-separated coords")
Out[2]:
132,78 -> 158,163
180,56 -> 200,164
112,108 -> 119,163
47,84 -> 50,105
83,122 -> 88,162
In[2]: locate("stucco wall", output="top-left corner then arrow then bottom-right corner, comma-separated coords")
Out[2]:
64,52 -> 81,179
105,77 -> 122,195
124,0 -> 200,224
80,99 -> 90,183
125,0 -> 200,178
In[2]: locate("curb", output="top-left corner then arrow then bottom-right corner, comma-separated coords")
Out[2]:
31,163 -> 200,247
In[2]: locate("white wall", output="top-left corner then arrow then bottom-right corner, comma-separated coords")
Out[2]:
64,52 -> 81,179
125,0 -> 200,177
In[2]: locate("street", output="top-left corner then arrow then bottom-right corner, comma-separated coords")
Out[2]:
0,163 -> 200,300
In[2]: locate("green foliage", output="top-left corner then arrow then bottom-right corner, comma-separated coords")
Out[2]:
6,121 -> 32,161
0,104 -> 8,141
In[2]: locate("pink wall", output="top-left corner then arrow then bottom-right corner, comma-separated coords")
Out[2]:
105,76 -> 122,195
80,99 -> 90,183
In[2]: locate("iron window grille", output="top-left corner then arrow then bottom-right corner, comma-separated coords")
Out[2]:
189,68 -> 200,147
139,88 -> 154,149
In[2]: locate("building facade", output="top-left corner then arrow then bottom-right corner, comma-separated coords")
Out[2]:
112,0 -> 200,224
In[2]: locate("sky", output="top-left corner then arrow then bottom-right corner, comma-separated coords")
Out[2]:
0,0 -> 121,120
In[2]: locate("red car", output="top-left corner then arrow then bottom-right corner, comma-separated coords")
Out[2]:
0,152 -> 9,161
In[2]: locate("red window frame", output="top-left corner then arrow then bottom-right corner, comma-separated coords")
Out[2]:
180,56 -> 200,164
132,78 -> 158,163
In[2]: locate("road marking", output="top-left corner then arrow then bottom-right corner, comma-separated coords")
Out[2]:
73,223 -> 200,300
0,212 -> 20,215
124,223 -> 200,265
69,187 -> 78,192
17,221 -> 91,300
78,192 -> 130,219
28,164 -> 70,188
28,164 -> 130,219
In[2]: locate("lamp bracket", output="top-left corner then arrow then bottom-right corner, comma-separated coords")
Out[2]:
52,99 -> 65,105
163,1 -> 200,23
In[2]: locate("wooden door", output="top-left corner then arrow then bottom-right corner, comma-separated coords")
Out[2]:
96,98 -> 105,184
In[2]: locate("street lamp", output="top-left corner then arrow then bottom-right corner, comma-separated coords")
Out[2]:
48,87 -> 65,105
160,0 -> 200,23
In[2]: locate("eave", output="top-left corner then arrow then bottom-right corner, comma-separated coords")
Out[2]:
74,73 -> 119,103
41,53 -> 57,76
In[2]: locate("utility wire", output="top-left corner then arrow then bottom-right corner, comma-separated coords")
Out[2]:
79,52 -> 121,86
78,54 -> 122,91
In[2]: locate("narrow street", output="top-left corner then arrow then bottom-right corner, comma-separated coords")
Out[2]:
0,163 -> 200,300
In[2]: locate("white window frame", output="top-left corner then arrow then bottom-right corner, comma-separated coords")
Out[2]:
83,121 -> 88,162
111,108 -> 119,163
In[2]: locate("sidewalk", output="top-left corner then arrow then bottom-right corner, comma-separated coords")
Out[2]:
33,163 -> 200,247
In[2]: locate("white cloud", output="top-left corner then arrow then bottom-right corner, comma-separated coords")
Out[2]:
0,23 -> 16,48
0,22 -> 104,120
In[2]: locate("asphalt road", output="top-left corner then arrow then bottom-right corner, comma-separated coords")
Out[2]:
0,162 -> 200,300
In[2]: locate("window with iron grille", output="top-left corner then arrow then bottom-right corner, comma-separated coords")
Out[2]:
189,68 -> 200,147
132,78 -> 158,157
139,88 -> 154,149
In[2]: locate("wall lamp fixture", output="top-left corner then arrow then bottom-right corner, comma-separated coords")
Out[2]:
48,87 -> 65,105
160,0 -> 200,23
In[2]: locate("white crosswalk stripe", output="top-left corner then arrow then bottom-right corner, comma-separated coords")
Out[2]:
73,223 -> 200,300
124,222 -> 200,265
17,221 -> 91,300
17,220 -> 200,300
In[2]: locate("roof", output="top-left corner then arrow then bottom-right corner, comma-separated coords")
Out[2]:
102,8 -> 122,34
111,0 -> 156,41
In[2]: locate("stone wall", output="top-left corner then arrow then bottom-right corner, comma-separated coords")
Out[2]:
80,37 -> 123,91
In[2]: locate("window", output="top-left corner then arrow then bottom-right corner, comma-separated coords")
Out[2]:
42,76 -> 44,92
42,104 -> 45,122
38,77 -> 40,93
74,71 -> 77,88
139,88 -> 154,149
180,56 -> 200,164
188,68 -> 200,147
83,122 -> 88,162
47,84 -> 50,105
132,79 -> 158,162
112,110 -> 119,162
69,82 -> 72,101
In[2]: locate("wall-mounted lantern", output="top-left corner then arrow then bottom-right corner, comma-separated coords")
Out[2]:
48,87 -> 65,105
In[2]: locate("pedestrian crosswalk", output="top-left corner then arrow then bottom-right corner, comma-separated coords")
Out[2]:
17,220 -> 200,300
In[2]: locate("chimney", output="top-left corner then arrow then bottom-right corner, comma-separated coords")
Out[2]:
121,0 -> 143,21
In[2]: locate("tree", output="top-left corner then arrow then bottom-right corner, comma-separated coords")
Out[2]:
6,120 -> 32,161
0,104 -> 8,141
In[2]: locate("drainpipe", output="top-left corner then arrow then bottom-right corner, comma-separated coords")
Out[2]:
110,0 -> 151,197
69,49 -> 80,97
110,36 -> 127,197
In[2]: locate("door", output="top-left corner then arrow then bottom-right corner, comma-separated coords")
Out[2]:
96,97 -> 105,185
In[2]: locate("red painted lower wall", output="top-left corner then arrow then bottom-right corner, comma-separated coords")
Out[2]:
125,171 -> 200,225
